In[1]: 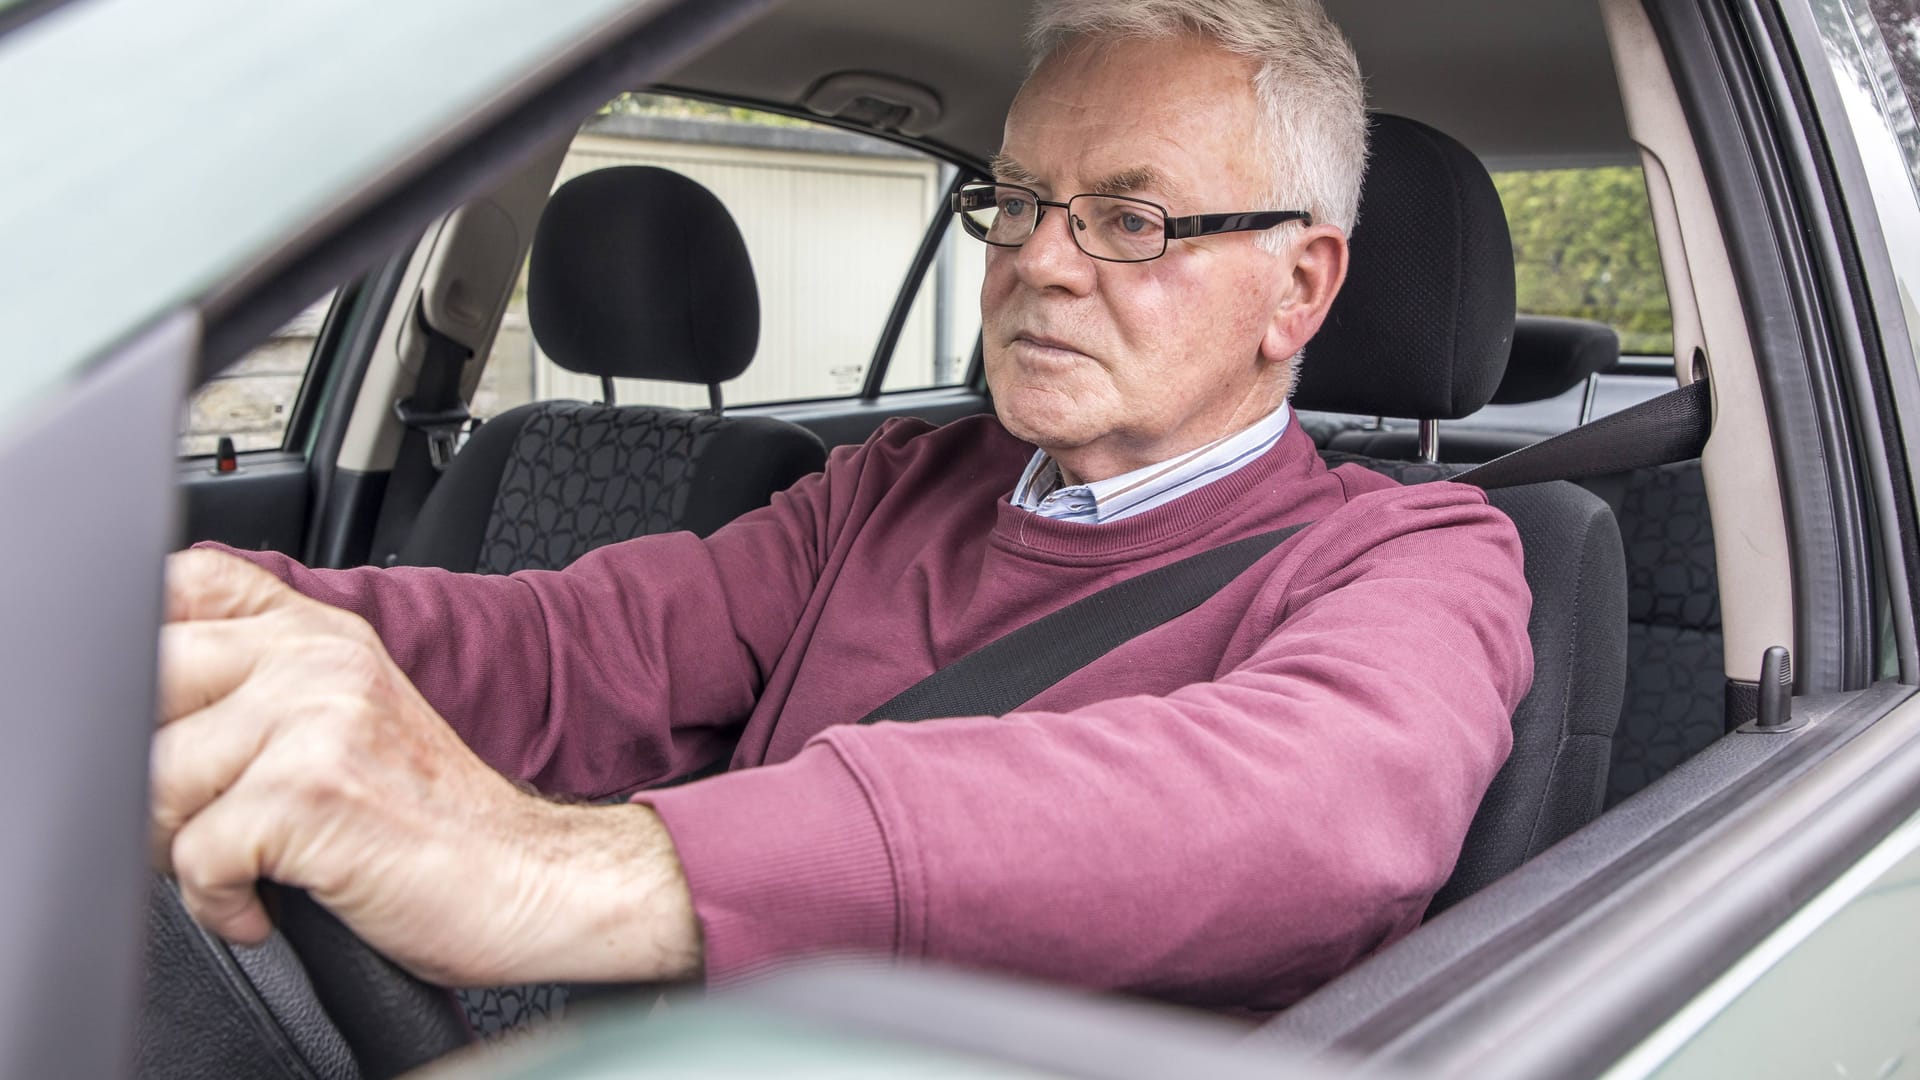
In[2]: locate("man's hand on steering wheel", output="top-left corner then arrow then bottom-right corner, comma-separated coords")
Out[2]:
150,549 -> 702,987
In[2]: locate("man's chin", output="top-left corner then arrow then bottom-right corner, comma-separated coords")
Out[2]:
992,409 -> 1093,455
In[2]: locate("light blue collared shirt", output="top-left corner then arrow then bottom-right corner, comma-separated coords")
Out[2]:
1012,405 -> 1292,524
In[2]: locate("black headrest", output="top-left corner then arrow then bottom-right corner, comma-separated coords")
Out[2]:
1292,114 -> 1516,420
1492,316 -> 1620,404
526,166 -> 760,385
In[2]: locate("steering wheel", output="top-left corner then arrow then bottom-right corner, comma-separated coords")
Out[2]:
137,875 -> 474,1080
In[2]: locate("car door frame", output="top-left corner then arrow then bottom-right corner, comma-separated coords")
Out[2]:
1252,0 -> 1920,1073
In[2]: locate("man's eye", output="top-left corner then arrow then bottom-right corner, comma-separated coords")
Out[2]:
1119,213 -> 1148,233
1001,197 -> 1032,218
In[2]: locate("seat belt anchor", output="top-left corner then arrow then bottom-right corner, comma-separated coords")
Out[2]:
393,400 -> 471,472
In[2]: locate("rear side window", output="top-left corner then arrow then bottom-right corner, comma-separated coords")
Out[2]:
178,293 -> 332,455
476,94 -> 967,420
1493,166 -> 1674,357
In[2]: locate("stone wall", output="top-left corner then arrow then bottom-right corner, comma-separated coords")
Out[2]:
179,300 -> 330,456
183,305 -> 537,457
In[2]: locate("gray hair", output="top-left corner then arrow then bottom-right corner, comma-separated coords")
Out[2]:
1026,0 -> 1368,241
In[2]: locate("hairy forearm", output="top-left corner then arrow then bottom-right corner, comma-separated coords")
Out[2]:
502,802 -> 704,985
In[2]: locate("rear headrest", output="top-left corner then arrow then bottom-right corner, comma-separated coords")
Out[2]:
1492,316 -> 1620,404
526,166 -> 760,385
1292,114 -> 1515,420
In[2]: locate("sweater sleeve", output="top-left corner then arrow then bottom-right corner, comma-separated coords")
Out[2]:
200,459 -> 845,798
639,485 -> 1532,1008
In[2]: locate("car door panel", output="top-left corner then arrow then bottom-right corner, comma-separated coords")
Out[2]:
177,453 -> 311,554
0,311 -> 189,1080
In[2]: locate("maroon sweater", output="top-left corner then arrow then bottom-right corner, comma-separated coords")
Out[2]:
225,414 -> 1531,1010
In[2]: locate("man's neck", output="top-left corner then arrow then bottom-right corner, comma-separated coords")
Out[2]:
1013,405 -> 1293,525
1051,404 -> 1288,487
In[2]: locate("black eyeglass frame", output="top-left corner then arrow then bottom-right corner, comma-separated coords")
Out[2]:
951,181 -> 1312,263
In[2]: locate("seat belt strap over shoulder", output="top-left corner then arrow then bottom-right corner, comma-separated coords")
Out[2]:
857,522 -> 1310,725
1455,378 -> 1711,490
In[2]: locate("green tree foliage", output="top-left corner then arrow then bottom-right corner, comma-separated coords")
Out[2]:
597,91 -> 817,129
1869,0 -> 1920,97
1493,167 -> 1674,356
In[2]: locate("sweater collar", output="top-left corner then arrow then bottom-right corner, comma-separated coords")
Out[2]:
1011,405 -> 1294,524
992,416 -> 1332,562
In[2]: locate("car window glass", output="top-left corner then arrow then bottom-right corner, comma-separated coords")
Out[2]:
477,94 -> 967,419
882,204 -> 986,393
1300,165 -> 1675,442
1493,165 -> 1674,357
178,292 -> 332,456
1629,809 -> 1920,1080
1863,0 -> 1920,122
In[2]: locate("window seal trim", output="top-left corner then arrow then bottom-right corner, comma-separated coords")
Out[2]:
276,287 -> 351,456
1732,0 -> 1906,685
1774,0 -> 1920,684
301,247 -> 415,567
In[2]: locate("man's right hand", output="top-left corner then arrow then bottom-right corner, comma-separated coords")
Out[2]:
150,549 -> 701,987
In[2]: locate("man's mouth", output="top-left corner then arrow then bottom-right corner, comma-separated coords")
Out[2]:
1010,332 -> 1088,360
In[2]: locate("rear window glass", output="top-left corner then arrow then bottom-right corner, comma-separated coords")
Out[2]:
475,92 -> 967,420
1493,166 -> 1674,357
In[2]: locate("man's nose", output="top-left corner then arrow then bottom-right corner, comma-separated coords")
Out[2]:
1011,204 -> 1096,292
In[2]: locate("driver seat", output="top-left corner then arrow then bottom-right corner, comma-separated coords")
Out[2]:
1295,114 -> 1629,913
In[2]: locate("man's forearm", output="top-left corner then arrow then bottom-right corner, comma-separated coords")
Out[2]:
504,802 -> 703,985
194,538 -> 762,799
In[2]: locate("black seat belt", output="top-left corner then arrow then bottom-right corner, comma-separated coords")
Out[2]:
858,379 -> 1713,725
368,307 -> 473,566
857,523 -> 1310,724
1455,378 -> 1711,489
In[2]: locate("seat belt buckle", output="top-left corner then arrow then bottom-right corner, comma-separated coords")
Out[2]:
393,400 -> 471,472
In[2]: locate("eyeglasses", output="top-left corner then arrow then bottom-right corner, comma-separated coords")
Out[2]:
951,181 -> 1311,263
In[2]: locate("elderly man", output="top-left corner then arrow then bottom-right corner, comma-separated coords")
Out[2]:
154,0 -> 1530,1011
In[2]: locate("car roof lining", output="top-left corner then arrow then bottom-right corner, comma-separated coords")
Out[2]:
662,0 -> 1635,167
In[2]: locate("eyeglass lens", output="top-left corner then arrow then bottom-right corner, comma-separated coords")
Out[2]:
959,185 -> 1168,262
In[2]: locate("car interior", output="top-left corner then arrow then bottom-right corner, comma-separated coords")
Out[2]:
143,0 -> 1912,1073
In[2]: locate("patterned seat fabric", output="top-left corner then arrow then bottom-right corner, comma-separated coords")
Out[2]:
1319,451 -> 1626,912
395,401 -> 823,573
455,982 -> 566,1041
476,404 -> 723,573
1603,462 -> 1723,805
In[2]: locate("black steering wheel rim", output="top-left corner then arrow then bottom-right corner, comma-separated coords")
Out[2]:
137,875 -> 474,1080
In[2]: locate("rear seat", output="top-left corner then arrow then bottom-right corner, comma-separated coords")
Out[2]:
1321,315 -> 1617,462
1304,315 -> 1724,805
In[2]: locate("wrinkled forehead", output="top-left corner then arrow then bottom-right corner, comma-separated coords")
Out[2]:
999,34 -> 1266,206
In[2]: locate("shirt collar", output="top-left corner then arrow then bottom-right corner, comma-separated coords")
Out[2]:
1013,404 -> 1292,524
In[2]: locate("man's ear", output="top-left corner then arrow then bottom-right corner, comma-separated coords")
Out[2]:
1259,225 -> 1349,364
